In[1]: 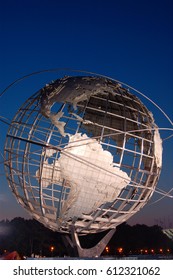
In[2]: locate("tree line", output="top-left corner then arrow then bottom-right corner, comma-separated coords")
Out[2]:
0,217 -> 172,257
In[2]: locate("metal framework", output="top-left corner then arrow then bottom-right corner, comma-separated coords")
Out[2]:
163,229 -> 173,240
4,75 -> 162,256
63,226 -> 116,257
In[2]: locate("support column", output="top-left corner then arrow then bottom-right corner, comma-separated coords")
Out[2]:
63,226 -> 116,258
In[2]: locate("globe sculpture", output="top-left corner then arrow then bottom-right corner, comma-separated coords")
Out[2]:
4,75 -> 162,257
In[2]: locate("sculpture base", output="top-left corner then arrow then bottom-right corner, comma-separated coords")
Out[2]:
62,226 -> 116,258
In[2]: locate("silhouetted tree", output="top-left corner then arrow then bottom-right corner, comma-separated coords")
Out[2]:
0,219 -> 172,257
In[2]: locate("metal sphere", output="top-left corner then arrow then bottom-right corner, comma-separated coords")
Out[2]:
4,76 -> 162,234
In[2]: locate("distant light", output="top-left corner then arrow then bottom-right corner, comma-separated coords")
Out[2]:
105,246 -> 109,253
159,248 -> 163,253
117,247 -> 123,253
50,246 -> 55,252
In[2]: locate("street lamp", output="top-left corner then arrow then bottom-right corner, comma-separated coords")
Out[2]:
117,247 -> 123,254
50,246 -> 55,257
105,246 -> 109,253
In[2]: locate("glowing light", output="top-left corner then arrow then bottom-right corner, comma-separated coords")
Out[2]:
50,246 -> 55,252
117,247 -> 123,253
105,246 -> 109,253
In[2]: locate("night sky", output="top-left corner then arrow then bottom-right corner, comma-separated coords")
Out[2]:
0,0 -> 173,227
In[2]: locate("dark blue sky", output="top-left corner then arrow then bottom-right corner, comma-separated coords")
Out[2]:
0,0 -> 173,227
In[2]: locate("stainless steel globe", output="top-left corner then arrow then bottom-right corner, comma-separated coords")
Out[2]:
4,75 -> 162,236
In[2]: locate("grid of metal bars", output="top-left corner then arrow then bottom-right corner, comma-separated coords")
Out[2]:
4,76 -> 161,234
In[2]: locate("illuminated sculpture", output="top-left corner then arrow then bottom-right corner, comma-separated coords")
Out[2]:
4,74 -> 163,257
